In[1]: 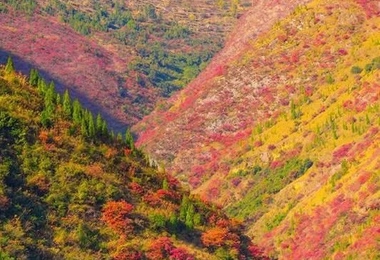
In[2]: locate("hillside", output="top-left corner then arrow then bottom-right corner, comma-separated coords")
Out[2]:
134,0 -> 380,258
0,61 -> 266,259
0,0 -> 251,131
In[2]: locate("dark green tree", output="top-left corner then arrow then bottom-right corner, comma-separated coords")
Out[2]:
179,195 -> 189,221
162,179 -> 169,190
87,113 -> 96,138
125,129 -> 135,150
29,68 -> 39,86
37,77 -> 48,94
5,56 -> 14,74
81,117 -> 88,137
72,99 -> 82,124
62,90 -> 72,118
185,204 -> 195,229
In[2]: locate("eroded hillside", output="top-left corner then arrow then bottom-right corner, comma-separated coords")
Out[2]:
135,0 -> 380,258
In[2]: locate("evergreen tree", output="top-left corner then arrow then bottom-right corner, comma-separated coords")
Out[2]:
56,93 -> 61,105
81,117 -> 88,137
185,204 -> 195,229
29,68 -> 39,86
72,99 -> 82,124
162,179 -> 169,190
125,129 -> 135,150
101,120 -> 108,137
44,82 -> 56,114
117,132 -> 123,142
37,77 -> 48,94
5,56 -> 14,74
95,113 -> 103,134
179,195 -> 189,221
40,110 -> 53,128
194,213 -> 202,226
87,113 -> 96,138
63,90 -> 72,118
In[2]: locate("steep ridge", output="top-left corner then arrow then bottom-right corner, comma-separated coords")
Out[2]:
0,1 -> 251,131
134,0 -> 312,188
0,61 -> 266,259
135,0 -> 380,258
0,12 -> 135,131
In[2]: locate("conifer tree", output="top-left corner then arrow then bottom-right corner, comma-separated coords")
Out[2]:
101,120 -> 108,137
81,117 -> 88,137
40,110 -> 52,128
87,113 -> 96,138
56,93 -> 61,105
162,179 -> 169,190
125,129 -> 135,150
179,196 -> 189,221
37,77 -> 48,94
72,99 -> 82,124
29,68 -> 39,86
185,204 -> 195,229
5,56 -> 14,74
62,90 -> 72,118
96,113 -> 103,134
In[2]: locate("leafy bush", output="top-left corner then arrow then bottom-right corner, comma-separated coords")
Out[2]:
351,66 -> 363,74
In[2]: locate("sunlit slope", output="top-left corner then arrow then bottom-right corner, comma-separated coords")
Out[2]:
0,62 -> 265,259
135,0 -> 380,258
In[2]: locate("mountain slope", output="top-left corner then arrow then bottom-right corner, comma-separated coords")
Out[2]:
134,0 -> 380,258
0,0 -> 251,131
0,61 -> 265,259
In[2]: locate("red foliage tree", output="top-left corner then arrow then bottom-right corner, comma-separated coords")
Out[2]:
129,182 -> 144,195
101,200 -> 134,235
113,249 -> 143,260
201,227 -> 229,248
169,247 -> 195,260
146,237 -> 174,260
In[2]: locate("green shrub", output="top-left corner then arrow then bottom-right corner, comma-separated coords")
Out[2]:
351,66 -> 363,74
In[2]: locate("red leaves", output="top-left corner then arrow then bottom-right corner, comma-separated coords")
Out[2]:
169,248 -> 194,260
201,227 -> 229,247
333,143 -> 353,161
129,182 -> 144,195
101,200 -> 134,235
355,0 -> 380,18
146,237 -> 194,260
270,160 -> 284,170
146,237 -> 173,259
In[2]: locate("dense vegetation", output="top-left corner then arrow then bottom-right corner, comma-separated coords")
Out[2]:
0,59 -> 267,259
2,0 -> 228,97
134,0 -> 380,258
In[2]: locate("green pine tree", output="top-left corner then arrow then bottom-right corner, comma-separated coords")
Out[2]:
95,114 -> 103,134
37,77 -> 48,94
62,90 -> 72,118
81,117 -> 88,137
162,179 -> 169,190
5,56 -> 14,74
101,120 -> 108,137
179,195 -> 189,221
185,204 -> 195,229
56,93 -> 61,105
87,113 -> 96,138
29,68 -> 39,86
72,99 -> 82,124
125,129 -> 135,150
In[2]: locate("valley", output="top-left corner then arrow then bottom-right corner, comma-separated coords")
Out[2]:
1,0 -> 380,259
